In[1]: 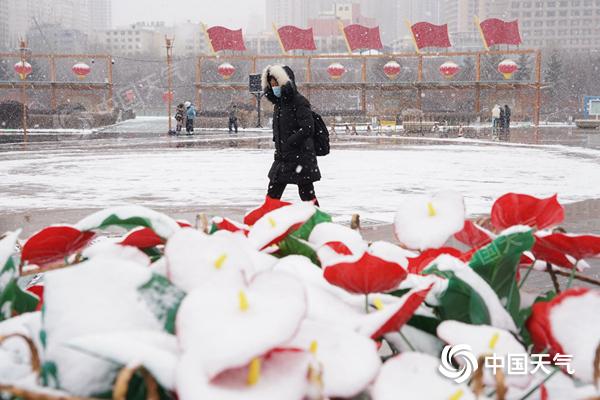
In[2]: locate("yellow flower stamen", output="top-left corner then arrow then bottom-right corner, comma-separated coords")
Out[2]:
310,340 -> 318,355
247,358 -> 261,386
238,290 -> 249,312
449,389 -> 464,400
268,217 -> 277,228
427,202 -> 437,217
489,333 -> 500,350
373,298 -> 385,311
214,253 -> 227,269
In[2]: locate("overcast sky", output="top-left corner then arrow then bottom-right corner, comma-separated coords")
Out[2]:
112,0 -> 266,30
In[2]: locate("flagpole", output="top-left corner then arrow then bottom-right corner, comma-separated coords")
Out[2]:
337,20 -> 352,55
201,22 -> 216,56
474,16 -> 490,51
404,19 -> 420,54
272,23 -> 288,55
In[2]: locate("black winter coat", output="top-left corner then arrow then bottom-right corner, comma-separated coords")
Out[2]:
263,66 -> 321,185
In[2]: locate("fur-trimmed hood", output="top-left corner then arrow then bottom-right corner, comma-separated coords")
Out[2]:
261,64 -> 298,104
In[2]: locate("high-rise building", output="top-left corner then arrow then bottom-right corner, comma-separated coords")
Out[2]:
500,0 -> 600,51
0,0 -> 9,50
442,0 -> 484,34
265,0 -> 309,28
89,0 -> 112,31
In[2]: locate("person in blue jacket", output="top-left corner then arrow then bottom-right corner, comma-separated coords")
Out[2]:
184,101 -> 196,135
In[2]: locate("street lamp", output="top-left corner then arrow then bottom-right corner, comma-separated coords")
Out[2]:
15,39 -> 31,141
165,36 -> 175,135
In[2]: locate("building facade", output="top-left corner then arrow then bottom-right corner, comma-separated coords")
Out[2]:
504,0 -> 600,51
265,0 -> 310,28
101,22 -> 163,57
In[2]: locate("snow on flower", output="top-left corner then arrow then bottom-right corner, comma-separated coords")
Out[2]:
371,352 -> 476,400
176,271 -> 307,379
247,202 -> 316,250
393,191 -> 465,251
321,241 -> 409,295
527,288 -> 600,384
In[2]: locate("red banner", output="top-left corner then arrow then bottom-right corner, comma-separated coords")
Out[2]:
410,22 -> 451,49
206,26 -> 246,52
277,26 -> 316,51
480,19 -> 522,47
343,24 -> 383,51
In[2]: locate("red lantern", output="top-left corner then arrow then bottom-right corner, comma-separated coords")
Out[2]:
123,89 -> 135,103
72,62 -> 91,80
327,63 -> 346,80
383,61 -> 401,80
14,61 -> 32,80
439,61 -> 460,79
217,63 -> 236,80
498,59 -> 518,80
162,91 -> 174,104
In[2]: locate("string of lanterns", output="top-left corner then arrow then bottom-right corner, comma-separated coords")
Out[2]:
12,61 -> 92,81
11,57 -> 519,86
215,59 -> 519,81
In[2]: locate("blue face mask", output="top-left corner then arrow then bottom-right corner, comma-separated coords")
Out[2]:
272,86 -> 282,98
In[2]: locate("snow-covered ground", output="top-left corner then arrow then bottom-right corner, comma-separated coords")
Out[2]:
1,143 -> 599,224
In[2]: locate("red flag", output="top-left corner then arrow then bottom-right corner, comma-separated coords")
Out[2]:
206,26 -> 246,52
343,24 -> 383,51
480,18 -> 522,47
277,26 -> 316,51
410,22 -> 451,50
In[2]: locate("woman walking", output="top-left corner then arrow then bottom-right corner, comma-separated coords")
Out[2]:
261,65 -> 320,205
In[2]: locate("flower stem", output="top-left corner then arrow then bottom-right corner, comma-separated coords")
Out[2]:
566,264 -> 578,289
518,261 -> 535,290
399,330 -> 416,352
364,294 -> 369,314
517,368 -> 558,400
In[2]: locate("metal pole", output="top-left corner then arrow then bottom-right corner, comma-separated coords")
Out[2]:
19,39 -> 28,142
256,93 -> 262,128
534,50 -> 542,127
165,37 -> 174,134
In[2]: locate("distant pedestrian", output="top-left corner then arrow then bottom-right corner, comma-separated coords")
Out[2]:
504,105 -> 512,132
492,104 -> 501,133
262,64 -> 321,205
175,103 -> 185,134
228,104 -> 239,134
499,106 -> 506,131
185,101 -> 196,134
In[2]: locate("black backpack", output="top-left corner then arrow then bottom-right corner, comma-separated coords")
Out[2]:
312,111 -> 330,156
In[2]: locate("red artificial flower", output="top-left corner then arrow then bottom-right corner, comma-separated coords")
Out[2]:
26,285 -> 44,311
369,285 -> 432,339
120,221 -> 191,249
531,236 -> 577,270
454,220 -> 493,248
408,247 -> 463,274
491,193 -> 564,231
244,196 -> 291,226
323,251 -> 408,295
536,233 -> 600,262
21,226 -> 95,269
526,288 -> 589,355
211,217 -> 249,236
323,241 -> 355,256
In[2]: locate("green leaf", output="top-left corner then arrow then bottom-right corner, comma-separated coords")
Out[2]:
469,230 -> 534,323
97,215 -> 156,234
277,235 -> 321,267
291,209 -> 332,241
425,266 -> 491,326
0,255 -> 39,321
137,274 -> 186,334
407,315 -> 441,336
